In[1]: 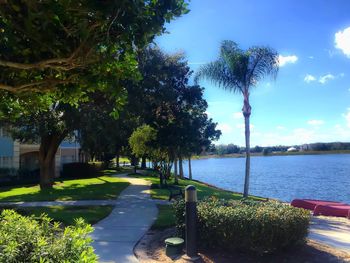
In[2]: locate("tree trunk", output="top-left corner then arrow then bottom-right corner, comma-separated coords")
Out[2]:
174,157 -> 179,184
38,133 -> 64,190
141,156 -> 146,169
242,91 -> 251,198
179,156 -> 184,179
116,154 -> 120,168
188,156 -> 192,180
39,158 -> 54,189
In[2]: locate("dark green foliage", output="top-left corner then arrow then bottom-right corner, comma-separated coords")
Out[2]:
173,199 -> 310,254
127,47 -> 221,175
0,210 -> 97,262
0,168 -> 39,187
61,162 -> 99,179
0,0 -> 189,94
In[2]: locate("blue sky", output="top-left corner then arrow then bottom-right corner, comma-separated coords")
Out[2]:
156,0 -> 350,146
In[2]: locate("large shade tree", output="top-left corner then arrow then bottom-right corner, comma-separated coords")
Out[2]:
132,47 -> 221,180
0,93 -> 79,189
0,0 -> 189,189
0,0 -> 189,95
195,40 -> 279,197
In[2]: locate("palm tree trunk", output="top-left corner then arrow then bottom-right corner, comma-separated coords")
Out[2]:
243,115 -> 251,197
174,157 -> 179,184
243,91 -> 251,198
141,156 -> 146,169
188,156 -> 192,180
179,156 -> 184,179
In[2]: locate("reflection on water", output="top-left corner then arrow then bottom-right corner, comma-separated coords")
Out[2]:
182,154 -> 350,203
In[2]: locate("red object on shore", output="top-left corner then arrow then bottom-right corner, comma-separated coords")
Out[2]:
313,204 -> 350,217
291,199 -> 346,211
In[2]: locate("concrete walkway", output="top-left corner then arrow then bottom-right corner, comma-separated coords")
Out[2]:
309,216 -> 350,254
91,174 -> 168,263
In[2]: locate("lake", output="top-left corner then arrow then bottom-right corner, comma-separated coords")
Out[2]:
181,154 -> 350,203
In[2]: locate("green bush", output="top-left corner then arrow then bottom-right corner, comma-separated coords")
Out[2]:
173,198 -> 310,254
61,162 -> 99,178
0,210 -> 97,262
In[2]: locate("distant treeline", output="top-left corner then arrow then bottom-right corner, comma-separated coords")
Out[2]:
208,142 -> 350,155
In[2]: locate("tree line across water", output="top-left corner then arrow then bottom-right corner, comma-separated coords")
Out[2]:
207,142 -> 350,156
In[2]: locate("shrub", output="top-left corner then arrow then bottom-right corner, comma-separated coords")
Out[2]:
0,168 -> 40,187
61,162 -> 99,178
0,168 -> 17,177
0,210 -> 97,262
173,198 -> 310,254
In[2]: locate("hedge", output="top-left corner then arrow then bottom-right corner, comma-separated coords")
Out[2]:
173,198 -> 310,254
0,168 -> 40,187
0,210 -> 97,262
61,162 -> 99,178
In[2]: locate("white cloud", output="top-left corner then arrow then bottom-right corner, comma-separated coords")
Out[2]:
205,111 -> 211,117
308,56 -> 314,59
232,112 -> 243,119
276,125 -> 286,130
335,27 -> 350,57
319,74 -> 335,84
278,55 -> 298,67
307,120 -> 325,126
304,74 -> 316,83
304,73 -> 343,84
217,123 -> 233,134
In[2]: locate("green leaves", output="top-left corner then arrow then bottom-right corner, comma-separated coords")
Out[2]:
129,125 -> 158,158
0,0 -> 189,96
0,210 -> 97,262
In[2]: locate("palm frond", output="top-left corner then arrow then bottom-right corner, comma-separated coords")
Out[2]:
195,40 -> 279,93
246,46 -> 279,87
194,59 -> 242,93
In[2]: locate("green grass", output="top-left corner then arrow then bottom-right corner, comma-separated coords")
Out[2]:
1,205 -> 113,226
129,171 -> 264,201
0,176 -> 130,202
152,204 -> 175,230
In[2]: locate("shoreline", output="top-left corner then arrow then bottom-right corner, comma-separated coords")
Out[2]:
193,150 -> 350,160
184,176 -> 272,201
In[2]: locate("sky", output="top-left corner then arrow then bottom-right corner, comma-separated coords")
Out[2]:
155,0 -> 350,146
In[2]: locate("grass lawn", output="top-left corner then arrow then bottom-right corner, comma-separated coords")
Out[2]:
0,176 -> 130,202
0,205 -> 113,226
129,172 -> 264,201
152,204 -> 175,230
136,170 -> 264,230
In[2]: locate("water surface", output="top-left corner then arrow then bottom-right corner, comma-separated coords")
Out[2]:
182,154 -> 350,203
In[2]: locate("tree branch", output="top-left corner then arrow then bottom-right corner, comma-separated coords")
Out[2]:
0,77 -> 78,93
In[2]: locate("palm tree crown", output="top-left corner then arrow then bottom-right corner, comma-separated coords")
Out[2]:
195,40 -> 279,197
195,40 -> 278,94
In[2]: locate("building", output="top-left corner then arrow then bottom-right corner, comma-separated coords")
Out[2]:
0,127 -> 83,177
287,146 -> 298,152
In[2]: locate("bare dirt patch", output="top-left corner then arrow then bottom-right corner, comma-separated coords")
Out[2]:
135,228 -> 350,263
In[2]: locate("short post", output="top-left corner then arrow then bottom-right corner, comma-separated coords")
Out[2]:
184,185 -> 199,261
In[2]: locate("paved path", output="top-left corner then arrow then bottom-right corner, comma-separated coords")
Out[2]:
91,173 -> 168,263
309,216 -> 350,254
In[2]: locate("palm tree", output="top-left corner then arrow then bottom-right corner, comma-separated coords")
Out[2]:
195,40 -> 279,197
